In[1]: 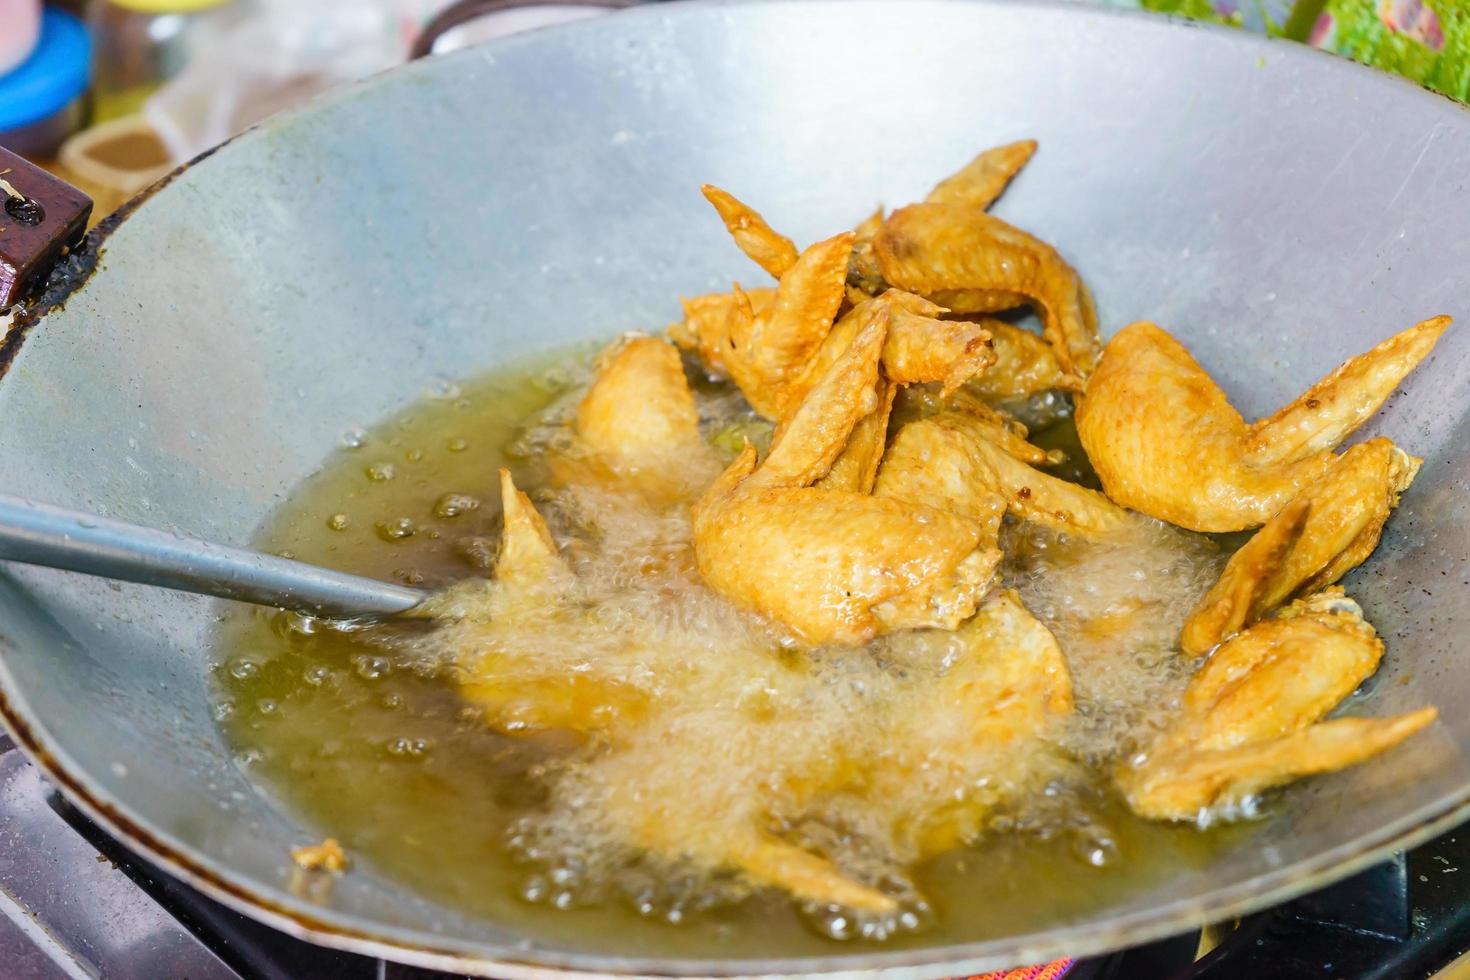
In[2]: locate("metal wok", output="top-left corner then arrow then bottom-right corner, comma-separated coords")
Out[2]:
1,0 -> 1469,975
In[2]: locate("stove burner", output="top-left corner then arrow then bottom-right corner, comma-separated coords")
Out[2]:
2,733 -> 1468,979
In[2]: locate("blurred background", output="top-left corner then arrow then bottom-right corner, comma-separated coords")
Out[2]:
1,0 -> 1464,222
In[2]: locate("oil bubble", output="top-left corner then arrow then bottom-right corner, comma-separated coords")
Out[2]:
327,513 -> 351,531
434,493 -> 480,519
365,462 -> 396,482
352,654 -> 391,680
386,736 -> 431,758
376,517 -> 416,541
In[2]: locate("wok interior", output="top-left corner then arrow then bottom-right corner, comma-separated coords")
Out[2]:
0,1 -> 1468,972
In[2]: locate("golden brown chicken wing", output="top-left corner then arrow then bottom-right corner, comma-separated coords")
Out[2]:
715,233 -> 855,418
813,376 -> 895,494
669,287 -> 776,377
428,472 -> 649,739
873,203 -> 1101,377
924,140 -> 1038,211
700,183 -> 800,279
688,285 -> 994,425
1120,589 -> 1436,820
878,305 -> 997,397
876,411 -> 1124,535
492,467 -> 564,589
871,590 -> 1074,856
968,320 -> 1082,399
1075,317 -> 1448,532
614,812 -> 898,913
848,140 -> 1037,305
694,315 -> 997,645
1180,438 -> 1421,655
573,333 -> 717,500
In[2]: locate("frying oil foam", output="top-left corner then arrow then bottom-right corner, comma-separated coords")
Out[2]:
383,375 -> 1228,940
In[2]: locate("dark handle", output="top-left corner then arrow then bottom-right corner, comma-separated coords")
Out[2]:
411,0 -> 636,59
0,147 -> 92,312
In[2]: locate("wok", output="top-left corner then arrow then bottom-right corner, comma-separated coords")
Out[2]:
2,0 -> 1469,974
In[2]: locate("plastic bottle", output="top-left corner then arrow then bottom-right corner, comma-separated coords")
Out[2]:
88,0 -> 233,122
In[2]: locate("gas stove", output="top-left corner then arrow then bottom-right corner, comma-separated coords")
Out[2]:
3,734 -> 1469,979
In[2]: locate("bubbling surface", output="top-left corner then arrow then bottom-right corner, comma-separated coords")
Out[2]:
212,347 -> 1249,957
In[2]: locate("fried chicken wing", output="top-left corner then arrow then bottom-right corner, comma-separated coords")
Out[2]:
748,310 -> 889,491
847,139 -> 1036,303
429,473 -> 649,739
946,390 -> 1065,467
874,590 -> 1074,855
879,306 -> 997,397
924,140 -> 1038,211
592,747 -> 899,913
1242,316 -> 1448,468
715,233 -> 855,418
873,203 -> 1101,377
814,376 -> 895,494
772,290 -> 993,421
1076,318 -> 1448,532
876,412 -> 1124,535
694,315 -> 997,644
493,467 -> 564,588
572,333 -> 716,499
969,320 -> 1083,399
701,184 -> 800,279
577,334 -> 703,463
669,287 -> 776,376
1181,438 -> 1421,655
697,446 -> 995,645
1121,590 -> 1436,820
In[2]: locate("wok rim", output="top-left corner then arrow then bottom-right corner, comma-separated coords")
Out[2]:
5,0 -> 1470,975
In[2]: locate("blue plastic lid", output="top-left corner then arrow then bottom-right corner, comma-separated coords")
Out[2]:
0,9 -> 91,133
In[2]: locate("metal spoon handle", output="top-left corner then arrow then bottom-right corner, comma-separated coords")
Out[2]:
0,494 -> 428,618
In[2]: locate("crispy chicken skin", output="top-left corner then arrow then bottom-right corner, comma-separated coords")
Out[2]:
779,290 -> 993,418
694,315 -> 997,645
876,411 -> 1124,536
416,148 -> 1448,918
873,203 -> 1101,377
435,472 -> 648,739
1120,590 -> 1436,821
813,375 -> 895,494
1181,438 -> 1421,655
576,335 -> 705,468
606,590 -> 1071,910
715,234 -> 855,419
700,184 -> 800,279
492,467 -> 564,588
924,140 -> 1038,211
969,320 -> 1083,399
677,282 -> 996,423
873,590 -> 1074,857
1076,317 -> 1448,532
668,287 -> 776,377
